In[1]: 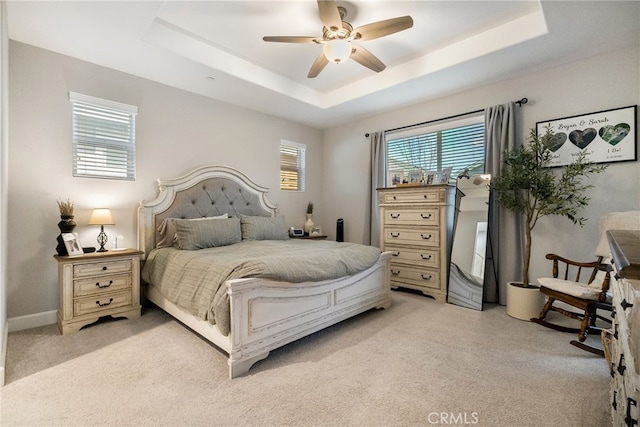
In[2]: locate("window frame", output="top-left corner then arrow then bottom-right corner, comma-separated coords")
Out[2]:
385,113 -> 485,185
280,139 -> 306,192
69,91 -> 138,181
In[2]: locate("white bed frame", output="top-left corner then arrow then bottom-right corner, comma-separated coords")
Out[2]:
138,165 -> 392,378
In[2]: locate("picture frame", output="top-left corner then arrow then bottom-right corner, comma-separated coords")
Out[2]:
62,232 -> 83,256
439,167 -> 453,184
388,169 -> 404,187
310,226 -> 322,236
408,170 -> 422,184
536,105 -> 637,167
425,172 -> 435,185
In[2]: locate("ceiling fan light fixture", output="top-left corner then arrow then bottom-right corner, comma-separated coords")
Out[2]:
323,39 -> 351,64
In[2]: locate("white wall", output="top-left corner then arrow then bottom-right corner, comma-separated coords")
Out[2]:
7,41 -> 323,321
322,45 -> 640,288
1,0 -> 9,385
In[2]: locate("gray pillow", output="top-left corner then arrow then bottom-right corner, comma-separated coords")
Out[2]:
174,216 -> 241,250
156,214 -> 228,248
240,215 -> 289,240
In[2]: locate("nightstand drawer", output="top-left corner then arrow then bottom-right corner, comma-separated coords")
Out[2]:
74,274 -> 132,297
384,208 -> 440,226
73,259 -> 132,278
74,292 -> 132,317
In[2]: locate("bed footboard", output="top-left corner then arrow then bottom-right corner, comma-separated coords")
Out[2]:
226,251 -> 392,378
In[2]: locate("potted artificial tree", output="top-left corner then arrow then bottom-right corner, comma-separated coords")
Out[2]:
489,126 -> 606,319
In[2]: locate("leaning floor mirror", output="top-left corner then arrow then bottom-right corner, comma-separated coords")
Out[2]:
448,174 -> 491,310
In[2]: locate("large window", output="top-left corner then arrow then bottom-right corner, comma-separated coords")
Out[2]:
280,140 -> 306,191
386,114 -> 485,184
69,92 -> 137,181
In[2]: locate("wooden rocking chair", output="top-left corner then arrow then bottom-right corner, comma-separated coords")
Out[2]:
531,211 -> 640,356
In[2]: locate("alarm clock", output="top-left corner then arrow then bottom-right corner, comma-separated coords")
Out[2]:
289,227 -> 304,237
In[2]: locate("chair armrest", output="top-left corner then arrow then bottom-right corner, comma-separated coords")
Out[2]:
545,253 -> 602,268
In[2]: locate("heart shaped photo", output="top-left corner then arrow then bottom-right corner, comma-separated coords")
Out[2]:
569,128 -> 597,150
599,123 -> 630,146
544,132 -> 567,152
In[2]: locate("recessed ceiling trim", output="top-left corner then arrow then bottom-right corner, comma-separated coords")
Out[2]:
142,18 -> 324,107
321,6 -> 549,108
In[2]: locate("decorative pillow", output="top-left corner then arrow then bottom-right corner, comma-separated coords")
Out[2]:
174,216 -> 241,250
156,214 -> 228,248
240,215 -> 289,241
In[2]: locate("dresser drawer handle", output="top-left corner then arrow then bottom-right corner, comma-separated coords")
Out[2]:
420,213 -> 432,219
621,299 -> 634,310
95,280 -> 113,289
618,354 -> 626,376
390,213 -> 400,219
423,195 -> 427,199
421,274 -> 432,281
102,266 -> 108,271
626,398 -> 638,426
96,298 -> 114,307
612,390 -> 617,410
391,269 -> 400,276
420,254 -> 432,260
420,234 -> 432,240
390,232 -> 400,238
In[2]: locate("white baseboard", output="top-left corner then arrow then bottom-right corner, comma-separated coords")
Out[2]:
0,323 -> 6,387
8,310 -> 57,333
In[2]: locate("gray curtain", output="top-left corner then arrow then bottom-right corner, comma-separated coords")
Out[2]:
484,103 -> 522,305
366,131 -> 385,247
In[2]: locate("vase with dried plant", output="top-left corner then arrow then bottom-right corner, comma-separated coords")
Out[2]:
57,198 -> 76,233
304,202 -> 314,234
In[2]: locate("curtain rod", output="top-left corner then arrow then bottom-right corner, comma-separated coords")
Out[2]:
364,97 -> 528,138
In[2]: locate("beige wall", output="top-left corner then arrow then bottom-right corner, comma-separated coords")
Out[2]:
322,45 -> 640,285
7,41 -> 640,322
7,41 -> 323,320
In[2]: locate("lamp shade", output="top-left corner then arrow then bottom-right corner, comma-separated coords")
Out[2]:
323,39 -> 351,64
88,208 -> 114,225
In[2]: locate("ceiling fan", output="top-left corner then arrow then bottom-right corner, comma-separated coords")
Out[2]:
262,0 -> 413,78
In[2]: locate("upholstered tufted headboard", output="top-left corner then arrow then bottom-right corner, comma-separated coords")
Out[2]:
138,165 -> 277,258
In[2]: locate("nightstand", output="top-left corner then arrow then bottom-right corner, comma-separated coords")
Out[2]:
54,248 -> 143,334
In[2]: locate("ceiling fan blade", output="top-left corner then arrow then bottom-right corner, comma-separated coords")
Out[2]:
317,0 -> 342,32
353,16 -> 414,42
307,52 -> 329,78
350,46 -> 386,73
263,36 -> 321,44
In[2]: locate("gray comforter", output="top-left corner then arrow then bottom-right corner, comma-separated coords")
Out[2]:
141,239 -> 381,336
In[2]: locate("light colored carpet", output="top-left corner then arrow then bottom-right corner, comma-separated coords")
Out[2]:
1,290 -> 610,427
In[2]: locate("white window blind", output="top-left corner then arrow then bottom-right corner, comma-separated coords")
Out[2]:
386,114 -> 485,184
280,140 -> 306,191
69,92 -> 137,181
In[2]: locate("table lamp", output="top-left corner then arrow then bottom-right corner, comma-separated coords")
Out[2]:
88,208 -> 114,252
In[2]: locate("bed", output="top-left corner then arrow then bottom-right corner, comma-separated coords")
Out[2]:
138,165 -> 392,378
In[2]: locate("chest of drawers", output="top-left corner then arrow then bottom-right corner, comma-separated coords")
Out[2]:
55,249 -> 143,334
607,230 -> 640,426
378,185 -> 458,302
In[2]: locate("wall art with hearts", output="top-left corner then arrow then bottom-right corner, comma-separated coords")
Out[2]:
536,105 -> 637,167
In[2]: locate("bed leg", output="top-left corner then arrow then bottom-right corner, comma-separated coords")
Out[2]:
376,296 -> 392,310
228,351 -> 270,379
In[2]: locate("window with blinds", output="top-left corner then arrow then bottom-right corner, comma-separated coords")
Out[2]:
280,140 -> 306,191
69,92 -> 137,181
385,114 -> 485,184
